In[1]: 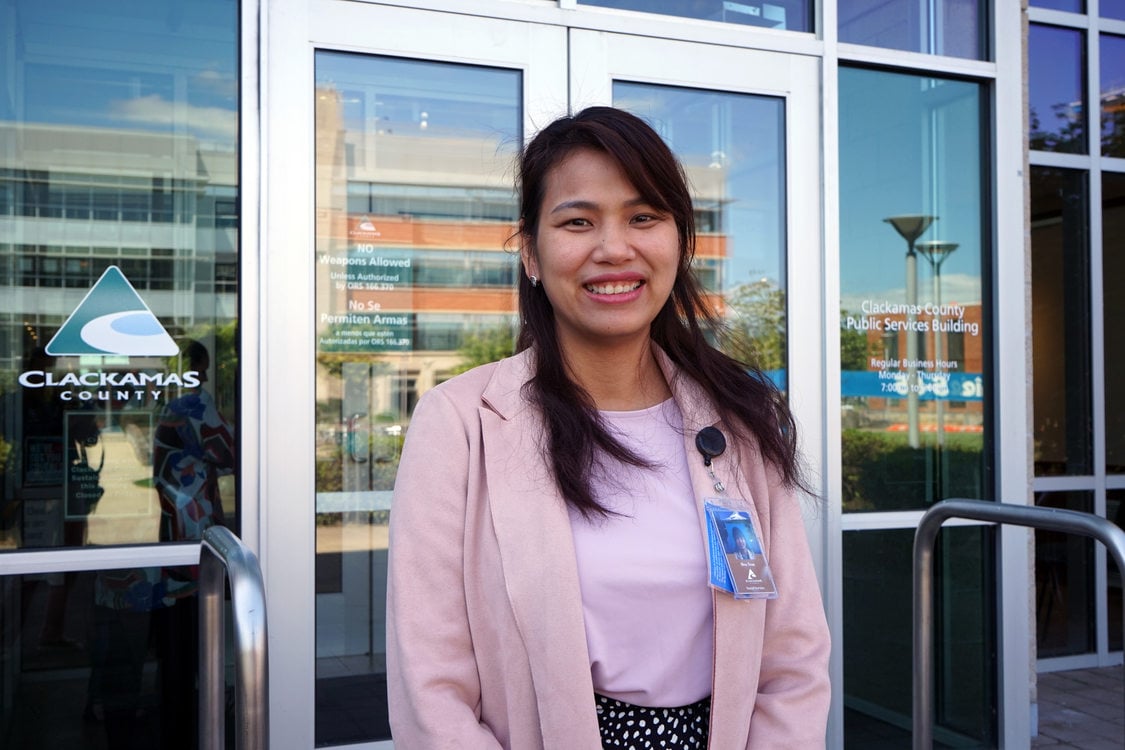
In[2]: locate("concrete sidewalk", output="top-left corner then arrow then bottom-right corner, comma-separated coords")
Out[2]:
1033,666 -> 1125,749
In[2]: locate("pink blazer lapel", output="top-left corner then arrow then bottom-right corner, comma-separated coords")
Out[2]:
479,356 -> 601,747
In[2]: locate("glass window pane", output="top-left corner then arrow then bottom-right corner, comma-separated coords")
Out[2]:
0,568 -> 236,747
0,0 -> 238,738
838,67 -> 990,512
843,527 -> 996,745
582,0 -> 811,32
1031,0 -> 1084,11
1103,0 -> 1125,20
839,0 -> 987,60
614,82 -> 788,391
1100,34 -> 1125,158
1030,167 -> 1092,476
1030,24 -> 1088,154
1035,491 -> 1096,656
313,51 -> 521,747
0,1 -> 239,551
1105,172 -> 1125,473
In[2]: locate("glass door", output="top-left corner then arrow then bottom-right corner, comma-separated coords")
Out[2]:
567,27 -> 831,737
265,5 -> 824,748
1,1 -> 242,747
263,4 -> 566,748
311,50 -> 526,747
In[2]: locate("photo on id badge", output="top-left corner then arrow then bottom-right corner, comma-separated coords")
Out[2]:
719,517 -> 769,588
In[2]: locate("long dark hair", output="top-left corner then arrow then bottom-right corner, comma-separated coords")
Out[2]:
516,106 -> 804,517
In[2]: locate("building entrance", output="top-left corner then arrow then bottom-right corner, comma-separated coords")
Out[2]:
263,3 -> 822,747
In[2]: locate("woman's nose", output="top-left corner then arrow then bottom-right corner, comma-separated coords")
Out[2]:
593,225 -> 635,262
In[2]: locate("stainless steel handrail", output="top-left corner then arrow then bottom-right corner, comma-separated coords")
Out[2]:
200,526 -> 270,750
913,498 -> 1125,750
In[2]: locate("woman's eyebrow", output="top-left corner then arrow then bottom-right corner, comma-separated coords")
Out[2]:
549,197 -> 648,214
549,199 -> 597,214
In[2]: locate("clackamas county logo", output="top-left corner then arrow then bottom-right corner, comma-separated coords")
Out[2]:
19,266 -> 198,403
46,265 -> 178,356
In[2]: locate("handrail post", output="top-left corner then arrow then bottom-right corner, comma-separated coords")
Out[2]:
199,526 -> 270,750
913,498 -> 1125,750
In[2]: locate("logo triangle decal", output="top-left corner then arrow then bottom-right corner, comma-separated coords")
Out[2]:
45,266 -> 179,357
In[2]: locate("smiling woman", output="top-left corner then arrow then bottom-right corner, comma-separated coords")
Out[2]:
386,107 -> 830,750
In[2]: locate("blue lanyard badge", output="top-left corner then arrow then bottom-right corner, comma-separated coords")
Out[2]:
704,500 -> 778,600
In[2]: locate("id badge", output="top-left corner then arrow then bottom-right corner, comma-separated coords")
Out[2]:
705,500 -> 778,600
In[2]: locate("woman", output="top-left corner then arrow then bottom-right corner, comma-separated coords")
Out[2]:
386,107 -> 830,749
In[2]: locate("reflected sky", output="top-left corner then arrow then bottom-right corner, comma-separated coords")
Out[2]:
1102,34 -> 1125,98
582,0 -> 810,32
1027,1 -> 1125,29
1101,34 -> 1125,157
317,52 -> 521,149
838,0 -> 986,60
1029,0 -> 1083,11
6,0 -> 238,148
838,68 -> 984,310
615,82 -> 786,289
1029,24 -> 1087,153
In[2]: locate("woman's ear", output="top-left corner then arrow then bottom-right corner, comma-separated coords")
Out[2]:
521,250 -> 540,282
519,226 -> 539,280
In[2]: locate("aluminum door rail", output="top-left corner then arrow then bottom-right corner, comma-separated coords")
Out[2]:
913,498 -> 1125,750
200,526 -> 270,750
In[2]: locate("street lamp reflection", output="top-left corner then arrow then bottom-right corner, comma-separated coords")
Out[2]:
917,240 -> 959,447
883,214 -> 936,449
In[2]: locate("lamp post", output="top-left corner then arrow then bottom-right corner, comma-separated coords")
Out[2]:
917,240 -> 958,447
883,214 -> 935,449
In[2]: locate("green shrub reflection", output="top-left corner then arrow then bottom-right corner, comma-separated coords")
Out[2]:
842,429 -> 984,512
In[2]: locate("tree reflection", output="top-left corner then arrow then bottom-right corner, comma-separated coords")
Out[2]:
723,278 -> 786,372
1030,103 -> 1086,154
452,324 -> 516,375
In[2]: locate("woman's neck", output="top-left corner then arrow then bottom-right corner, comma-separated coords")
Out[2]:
561,336 -> 671,411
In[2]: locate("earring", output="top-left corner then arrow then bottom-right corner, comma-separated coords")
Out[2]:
530,275 -> 539,287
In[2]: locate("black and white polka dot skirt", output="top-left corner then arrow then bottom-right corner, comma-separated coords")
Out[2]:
594,693 -> 711,749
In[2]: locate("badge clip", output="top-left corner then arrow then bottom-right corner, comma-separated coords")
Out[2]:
695,427 -> 727,493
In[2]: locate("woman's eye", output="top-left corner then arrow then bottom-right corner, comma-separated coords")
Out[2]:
566,217 -> 592,227
632,213 -> 658,224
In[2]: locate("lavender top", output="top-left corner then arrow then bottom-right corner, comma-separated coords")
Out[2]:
569,398 -> 714,708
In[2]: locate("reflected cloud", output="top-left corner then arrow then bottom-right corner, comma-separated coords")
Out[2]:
109,94 -> 236,141
194,68 -> 238,99
930,273 -> 983,306
841,272 -> 982,312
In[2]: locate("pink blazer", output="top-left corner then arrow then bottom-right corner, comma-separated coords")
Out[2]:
386,348 -> 831,749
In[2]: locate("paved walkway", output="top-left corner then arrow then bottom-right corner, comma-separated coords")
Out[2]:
1033,666 -> 1125,748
